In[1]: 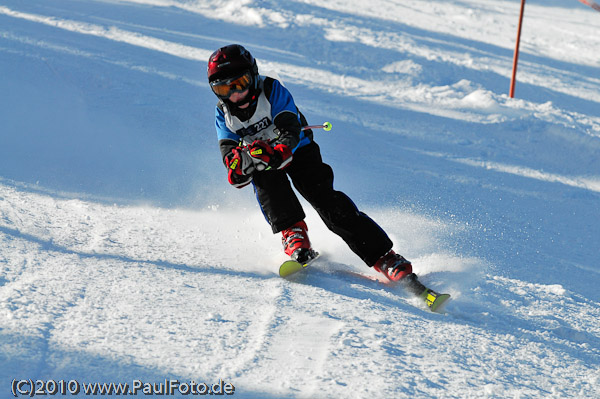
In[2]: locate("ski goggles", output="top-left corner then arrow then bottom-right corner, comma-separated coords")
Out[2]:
210,72 -> 252,98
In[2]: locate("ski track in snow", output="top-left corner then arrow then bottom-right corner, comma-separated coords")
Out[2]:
2,181 -> 600,397
1,4 -> 600,134
1,0 -> 600,397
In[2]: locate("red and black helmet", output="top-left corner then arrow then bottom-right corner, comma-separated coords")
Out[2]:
207,44 -> 259,99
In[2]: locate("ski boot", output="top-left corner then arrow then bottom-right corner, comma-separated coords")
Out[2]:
373,250 -> 413,281
281,220 -> 318,264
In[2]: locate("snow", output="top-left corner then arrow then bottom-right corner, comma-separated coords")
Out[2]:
1,0 -> 599,397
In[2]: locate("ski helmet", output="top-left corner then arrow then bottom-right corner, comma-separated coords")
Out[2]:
207,44 -> 259,99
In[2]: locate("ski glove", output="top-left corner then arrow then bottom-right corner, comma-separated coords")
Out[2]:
247,140 -> 293,171
225,147 -> 254,188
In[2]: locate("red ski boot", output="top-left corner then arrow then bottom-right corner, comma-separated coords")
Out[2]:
373,250 -> 413,281
281,220 -> 317,263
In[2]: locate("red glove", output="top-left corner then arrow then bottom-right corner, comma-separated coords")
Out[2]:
225,147 -> 254,188
247,140 -> 274,171
247,140 -> 293,170
273,143 -> 293,169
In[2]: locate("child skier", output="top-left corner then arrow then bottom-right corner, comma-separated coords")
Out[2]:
208,44 -> 412,281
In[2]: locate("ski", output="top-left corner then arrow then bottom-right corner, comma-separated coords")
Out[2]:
402,273 -> 451,313
279,257 -> 450,312
279,252 -> 320,278
339,270 -> 450,312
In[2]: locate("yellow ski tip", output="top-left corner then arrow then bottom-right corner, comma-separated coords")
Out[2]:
279,260 -> 305,278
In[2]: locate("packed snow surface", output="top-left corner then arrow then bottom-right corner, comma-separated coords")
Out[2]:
1,0 -> 599,397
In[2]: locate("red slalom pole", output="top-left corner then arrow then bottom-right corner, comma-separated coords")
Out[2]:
510,0 -> 526,98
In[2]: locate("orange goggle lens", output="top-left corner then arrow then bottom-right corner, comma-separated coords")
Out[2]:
211,73 -> 252,98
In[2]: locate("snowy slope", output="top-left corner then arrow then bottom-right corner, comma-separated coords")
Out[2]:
1,0 -> 600,397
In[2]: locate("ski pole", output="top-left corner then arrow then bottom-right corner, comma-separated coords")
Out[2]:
302,122 -> 332,131
579,0 -> 600,12
248,122 -> 333,171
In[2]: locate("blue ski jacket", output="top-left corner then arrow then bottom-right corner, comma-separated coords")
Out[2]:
214,76 -> 313,164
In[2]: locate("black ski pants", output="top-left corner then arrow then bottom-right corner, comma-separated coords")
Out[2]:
252,141 -> 392,266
